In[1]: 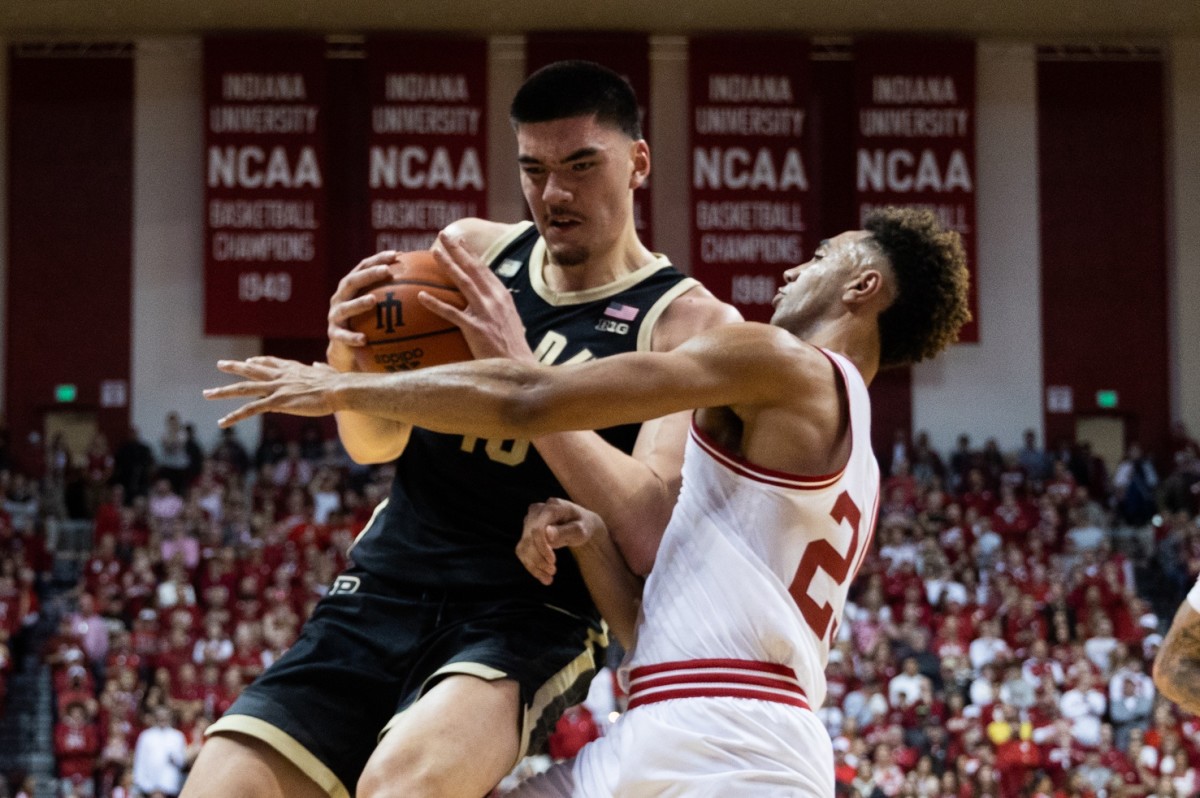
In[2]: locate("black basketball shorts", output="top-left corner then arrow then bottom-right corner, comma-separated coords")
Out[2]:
206,567 -> 607,798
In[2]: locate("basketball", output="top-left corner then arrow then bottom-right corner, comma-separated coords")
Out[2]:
348,250 -> 473,373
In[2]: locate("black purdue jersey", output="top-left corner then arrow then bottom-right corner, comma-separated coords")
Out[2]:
351,222 -> 699,615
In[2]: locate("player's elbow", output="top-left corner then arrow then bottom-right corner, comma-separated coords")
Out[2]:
622,546 -> 656,578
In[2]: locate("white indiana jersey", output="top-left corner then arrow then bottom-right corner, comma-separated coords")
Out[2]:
626,348 -> 880,711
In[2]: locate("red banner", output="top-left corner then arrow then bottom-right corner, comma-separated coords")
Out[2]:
204,36 -> 329,336
854,39 -> 979,342
688,36 -> 813,322
525,33 -> 652,248
365,36 -> 488,255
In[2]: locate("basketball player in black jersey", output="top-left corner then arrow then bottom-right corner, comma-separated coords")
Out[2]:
185,62 -> 738,798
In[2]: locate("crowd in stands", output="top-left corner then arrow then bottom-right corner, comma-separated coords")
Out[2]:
2,409 -> 1200,797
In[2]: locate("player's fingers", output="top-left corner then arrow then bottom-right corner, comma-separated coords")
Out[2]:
542,497 -> 586,526
545,524 -> 582,550
351,251 -> 397,272
416,292 -> 469,327
333,264 -> 393,303
217,398 -> 273,428
434,234 -> 492,292
329,294 -> 380,326
203,380 -> 276,400
515,537 -> 554,586
245,355 -> 293,369
216,359 -> 279,381
431,244 -> 484,302
327,326 -> 367,348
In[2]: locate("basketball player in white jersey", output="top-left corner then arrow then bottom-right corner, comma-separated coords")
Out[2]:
204,206 -> 971,796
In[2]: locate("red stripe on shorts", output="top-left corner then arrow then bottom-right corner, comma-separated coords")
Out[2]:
627,659 -> 810,711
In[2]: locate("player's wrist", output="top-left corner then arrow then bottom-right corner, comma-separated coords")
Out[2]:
327,371 -> 365,414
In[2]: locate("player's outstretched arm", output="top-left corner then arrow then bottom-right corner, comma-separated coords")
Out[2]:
1154,601 -> 1200,715
518,498 -> 642,648
205,322 -> 810,439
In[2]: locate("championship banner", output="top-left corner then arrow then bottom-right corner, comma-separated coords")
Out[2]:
525,33 -> 652,248
688,35 -> 813,322
365,36 -> 488,254
854,38 -> 979,342
204,36 -> 329,336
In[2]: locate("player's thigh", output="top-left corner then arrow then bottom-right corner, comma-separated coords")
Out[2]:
357,674 -> 522,798
181,733 -> 334,798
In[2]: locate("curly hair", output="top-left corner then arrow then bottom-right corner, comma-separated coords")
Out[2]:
865,206 -> 972,369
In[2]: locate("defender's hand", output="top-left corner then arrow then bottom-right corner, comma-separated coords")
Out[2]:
517,498 -> 603,586
205,356 -> 341,428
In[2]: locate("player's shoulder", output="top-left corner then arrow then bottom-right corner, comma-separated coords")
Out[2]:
651,281 -> 742,352
440,218 -> 531,259
704,321 -> 829,370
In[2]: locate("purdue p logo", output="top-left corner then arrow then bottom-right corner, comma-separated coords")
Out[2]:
329,575 -> 362,595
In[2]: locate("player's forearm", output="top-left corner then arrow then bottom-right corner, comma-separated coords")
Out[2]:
569,522 -> 643,649
331,358 -> 678,440
535,433 -> 671,576
331,359 -> 553,438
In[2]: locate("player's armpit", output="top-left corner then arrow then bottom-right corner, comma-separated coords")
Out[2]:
1154,602 -> 1200,715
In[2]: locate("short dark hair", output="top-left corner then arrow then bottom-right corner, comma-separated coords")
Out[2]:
510,60 -> 642,140
865,207 -> 971,369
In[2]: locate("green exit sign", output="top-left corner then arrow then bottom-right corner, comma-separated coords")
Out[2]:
54,384 -> 78,403
1096,389 -> 1118,409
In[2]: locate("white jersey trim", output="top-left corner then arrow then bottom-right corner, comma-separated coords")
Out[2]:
687,346 -> 858,491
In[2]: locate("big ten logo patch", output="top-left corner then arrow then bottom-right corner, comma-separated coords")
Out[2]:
595,318 -> 630,335
329,575 -> 362,595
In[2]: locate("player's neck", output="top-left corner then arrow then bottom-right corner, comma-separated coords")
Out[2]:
543,229 -> 656,293
806,320 -> 881,386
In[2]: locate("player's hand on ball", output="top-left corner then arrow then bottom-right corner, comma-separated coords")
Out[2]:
204,356 -> 340,428
327,252 -> 397,372
428,232 -> 536,363
517,498 -> 604,586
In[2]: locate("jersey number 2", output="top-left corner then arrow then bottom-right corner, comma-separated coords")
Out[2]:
788,491 -> 862,642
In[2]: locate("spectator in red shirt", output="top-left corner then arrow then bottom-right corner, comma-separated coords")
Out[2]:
55,701 -> 99,796
960,468 -> 998,517
990,484 -> 1035,543
1004,593 -> 1049,658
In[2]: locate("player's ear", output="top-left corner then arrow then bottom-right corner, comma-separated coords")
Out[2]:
630,140 -> 651,189
844,269 -> 887,308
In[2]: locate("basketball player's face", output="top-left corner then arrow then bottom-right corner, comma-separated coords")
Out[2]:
516,115 -> 648,267
771,230 -> 874,332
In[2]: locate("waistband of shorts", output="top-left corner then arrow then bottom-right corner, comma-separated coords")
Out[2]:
626,658 -> 810,710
